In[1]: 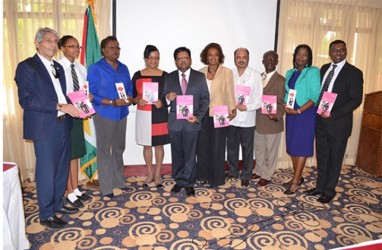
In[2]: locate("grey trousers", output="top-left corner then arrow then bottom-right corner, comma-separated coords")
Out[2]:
254,130 -> 282,181
227,125 -> 255,180
93,115 -> 127,195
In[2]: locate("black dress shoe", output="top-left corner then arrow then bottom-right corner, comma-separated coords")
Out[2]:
241,180 -> 250,187
318,194 -> 334,203
103,193 -> 114,199
40,215 -> 67,229
66,197 -> 84,208
77,193 -> 92,202
57,205 -> 79,214
304,188 -> 323,197
185,187 -> 196,196
120,186 -> 133,192
171,184 -> 182,193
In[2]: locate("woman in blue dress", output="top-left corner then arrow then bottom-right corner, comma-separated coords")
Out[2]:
283,44 -> 321,194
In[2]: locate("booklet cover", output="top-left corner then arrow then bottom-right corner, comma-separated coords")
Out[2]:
142,82 -> 159,104
286,89 -> 297,108
176,95 -> 193,119
317,91 -> 338,116
67,89 -> 96,118
261,95 -> 277,114
213,105 -> 229,128
82,81 -> 89,96
235,85 -> 251,105
115,82 -> 129,102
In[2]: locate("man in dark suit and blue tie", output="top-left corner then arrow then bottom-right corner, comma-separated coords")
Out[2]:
163,47 -> 210,196
15,27 -> 81,229
306,40 -> 363,203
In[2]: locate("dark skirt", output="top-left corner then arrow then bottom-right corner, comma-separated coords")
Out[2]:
71,118 -> 86,159
285,106 -> 317,157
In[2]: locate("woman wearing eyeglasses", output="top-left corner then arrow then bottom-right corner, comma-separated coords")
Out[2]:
58,35 -> 93,209
88,36 -> 133,199
131,45 -> 170,188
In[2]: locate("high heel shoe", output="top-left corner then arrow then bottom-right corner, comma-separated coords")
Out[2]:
154,175 -> 163,188
282,177 -> 304,187
142,176 -> 154,187
284,182 -> 301,195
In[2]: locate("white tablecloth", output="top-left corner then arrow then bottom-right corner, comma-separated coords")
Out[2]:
3,162 -> 30,250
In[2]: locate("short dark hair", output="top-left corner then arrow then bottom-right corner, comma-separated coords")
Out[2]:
200,43 -> 225,65
101,36 -> 118,49
263,50 -> 279,60
173,47 -> 191,60
293,44 -> 313,68
329,40 -> 346,50
58,35 -> 76,49
144,45 -> 159,58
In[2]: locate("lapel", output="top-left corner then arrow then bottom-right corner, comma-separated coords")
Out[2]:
295,67 -> 309,86
332,62 -> 349,93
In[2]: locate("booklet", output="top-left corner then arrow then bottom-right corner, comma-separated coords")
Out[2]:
213,105 -> 230,128
261,95 -> 277,114
82,81 -> 89,96
317,91 -> 337,116
235,85 -> 251,105
142,82 -> 159,104
286,89 -> 297,108
67,89 -> 96,118
115,82 -> 129,102
176,95 -> 193,119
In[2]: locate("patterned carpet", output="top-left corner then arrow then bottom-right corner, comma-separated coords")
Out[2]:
22,165 -> 382,249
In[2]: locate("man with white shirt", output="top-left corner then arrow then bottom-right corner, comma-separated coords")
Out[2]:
252,51 -> 286,187
15,27 -> 80,229
226,48 -> 262,187
306,40 -> 363,203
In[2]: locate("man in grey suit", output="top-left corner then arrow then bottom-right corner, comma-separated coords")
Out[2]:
306,40 -> 363,203
163,47 -> 210,196
252,51 -> 286,186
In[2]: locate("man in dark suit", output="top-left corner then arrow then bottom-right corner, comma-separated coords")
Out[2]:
306,40 -> 363,203
15,27 -> 81,229
163,47 -> 210,196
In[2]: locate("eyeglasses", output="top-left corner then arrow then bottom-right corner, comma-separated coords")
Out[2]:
65,45 -> 81,49
176,57 -> 190,61
51,64 -> 60,79
330,48 -> 347,53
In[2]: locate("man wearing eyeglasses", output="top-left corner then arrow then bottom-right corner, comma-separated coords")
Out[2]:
15,27 -> 80,229
163,47 -> 210,196
306,40 -> 364,203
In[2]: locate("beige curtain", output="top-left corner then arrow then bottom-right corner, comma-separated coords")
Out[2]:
277,0 -> 382,168
3,0 -> 111,180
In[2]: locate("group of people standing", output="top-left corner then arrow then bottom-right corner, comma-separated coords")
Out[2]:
14,26 -> 363,230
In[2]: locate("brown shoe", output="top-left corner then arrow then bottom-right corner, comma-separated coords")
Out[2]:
241,180 -> 250,187
257,178 -> 270,187
251,173 -> 261,180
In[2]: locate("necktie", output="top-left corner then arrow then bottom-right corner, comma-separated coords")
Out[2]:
71,64 -> 80,91
317,64 -> 337,103
181,73 -> 187,95
262,73 -> 267,88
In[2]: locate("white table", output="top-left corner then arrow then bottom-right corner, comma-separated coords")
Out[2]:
3,162 -> 30,250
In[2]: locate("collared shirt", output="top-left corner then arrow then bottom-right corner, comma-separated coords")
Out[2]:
230,67 -> 263,127
37,53 -> 67,116
322,59 -> 346,92
178,68 -> 191,85
88,58 -> 132,121
57,57 -> 87,94
262,70 -> 276,88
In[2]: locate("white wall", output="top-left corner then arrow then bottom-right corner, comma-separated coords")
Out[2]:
116,0 -> 278,165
